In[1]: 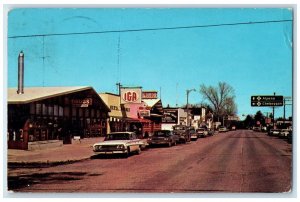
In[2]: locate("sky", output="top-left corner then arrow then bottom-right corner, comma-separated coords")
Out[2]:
6,8 -> 293,119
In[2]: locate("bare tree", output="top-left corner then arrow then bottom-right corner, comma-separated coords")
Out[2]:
200,82 -> 237,120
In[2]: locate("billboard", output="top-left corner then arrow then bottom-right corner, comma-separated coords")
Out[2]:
162,109 -> 178,124
120,88 -> 142,104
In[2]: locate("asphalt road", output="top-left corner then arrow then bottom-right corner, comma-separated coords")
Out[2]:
7,130 -> 292,193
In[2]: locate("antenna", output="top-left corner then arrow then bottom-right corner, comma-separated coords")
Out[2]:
176,83 -> 178,107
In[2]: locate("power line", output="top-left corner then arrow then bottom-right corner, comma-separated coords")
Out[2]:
8,19 -> 292,39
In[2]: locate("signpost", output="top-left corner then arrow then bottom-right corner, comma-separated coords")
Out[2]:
251,95 -> 283,107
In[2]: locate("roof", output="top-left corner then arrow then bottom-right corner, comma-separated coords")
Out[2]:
142,99 -> 163,113
7,86 -> 110,112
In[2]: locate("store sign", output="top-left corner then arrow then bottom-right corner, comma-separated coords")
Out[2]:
71,98 -> 92,107
142,91 -> 158,99
139,110 -> 150,117
120,88 -> 142,104
162,109 -> 178,123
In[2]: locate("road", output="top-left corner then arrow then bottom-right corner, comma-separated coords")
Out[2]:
8,130 -> 292,193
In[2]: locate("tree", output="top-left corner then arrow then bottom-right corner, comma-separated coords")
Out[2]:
254,110 -> 265,126
200,82 -> 237,121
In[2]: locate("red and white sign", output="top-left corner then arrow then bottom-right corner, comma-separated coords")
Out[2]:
139,110 -> 150,117
120,88 -> 142,104
142,91 -> 157,99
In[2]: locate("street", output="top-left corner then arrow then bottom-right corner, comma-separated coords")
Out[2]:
8,130 -> 292,193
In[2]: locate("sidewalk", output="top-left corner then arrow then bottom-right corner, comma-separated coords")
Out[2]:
7,137 -> 104,167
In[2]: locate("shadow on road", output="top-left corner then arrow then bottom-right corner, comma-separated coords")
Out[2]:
8,171 -> 97,191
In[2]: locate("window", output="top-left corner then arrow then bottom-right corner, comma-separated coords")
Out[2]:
54,105 -> 58,116
59,106 -> 63,117
42,104 -> 47,115
48,105 -> 53,116
30,103 -> 35,115
36,103 -> 42,115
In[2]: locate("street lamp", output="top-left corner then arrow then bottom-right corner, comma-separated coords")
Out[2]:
186,88 -> 196,126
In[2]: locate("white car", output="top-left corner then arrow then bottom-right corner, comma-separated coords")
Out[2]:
93,132 -> 145,157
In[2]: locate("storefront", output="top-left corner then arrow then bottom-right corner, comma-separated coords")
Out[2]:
8,86 -> 110,150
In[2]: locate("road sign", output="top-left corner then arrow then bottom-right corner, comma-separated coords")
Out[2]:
251,95 -> 283,107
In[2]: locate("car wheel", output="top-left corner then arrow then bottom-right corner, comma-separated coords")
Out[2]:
136,147 -> 141,155
173,141 -> 177,146
168,141 -> 172,147
123,147 -> 130,158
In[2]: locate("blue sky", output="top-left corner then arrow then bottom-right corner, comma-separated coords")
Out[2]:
7,8 -> 293,119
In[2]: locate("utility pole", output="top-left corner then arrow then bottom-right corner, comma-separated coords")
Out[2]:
273,92 -> 275,129
116,82 -> 122,95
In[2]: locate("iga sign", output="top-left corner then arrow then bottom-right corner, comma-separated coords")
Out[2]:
120,88 -> 142,104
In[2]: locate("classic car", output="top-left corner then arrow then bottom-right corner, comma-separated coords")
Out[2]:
93,132 -> 145,157
279,129 -> 290,138
196,128 -> 208,138
190,127 -> 198,140
172,125 -> 191,143
148,130 -> 178,147
218,126 -> 228,133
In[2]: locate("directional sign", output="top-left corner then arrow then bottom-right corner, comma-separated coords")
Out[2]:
251,95 -> 284,107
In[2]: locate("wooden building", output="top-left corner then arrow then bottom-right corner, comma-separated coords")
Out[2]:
8,86 -> 110,150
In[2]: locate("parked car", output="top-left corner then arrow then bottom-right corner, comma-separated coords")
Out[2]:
148,130 -> 178,147
172,125 -> 191,143
252,126 -> 261,132
196,128 -> 208,138
268,129 -> 280,136
218,126 -> 228,133
93,132 -> 145,157
231,126 -> 236,131
207,129 -> 215,136
189,127 -> 198,141
279,129 -> 290,138
261,126 -> 267,132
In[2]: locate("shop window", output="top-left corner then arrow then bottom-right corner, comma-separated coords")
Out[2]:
85,108 -> 90,117
78,108 -> 83,117
59,106 -> 63,117
36,103 -> 42,115
54,105 -> 58,116
30,103 -> 35,115
72,107 -> 77,117
64,107 -> 70,117
48,105 -> 53,116
42,104 -> 47,115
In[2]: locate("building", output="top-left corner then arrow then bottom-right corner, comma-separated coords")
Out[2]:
99,89 -> 163,137
8,86 -> 110,150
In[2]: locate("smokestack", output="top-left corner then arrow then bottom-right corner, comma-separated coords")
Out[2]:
17,51 -> 24,94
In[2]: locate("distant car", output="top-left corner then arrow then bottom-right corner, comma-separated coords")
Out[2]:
93,132 -> 145,157
253,127 -> 261,132
261,126 -> 267,132
196,128 -> 208,138
172,125 -> 191,143
231,126 -> 236,131
189,128 -> 198,141
268,129 -> 280,136
148,130 -> 178,147
279,129 -> 290,138
218,126 -> 228,133
207,129 -> 215,136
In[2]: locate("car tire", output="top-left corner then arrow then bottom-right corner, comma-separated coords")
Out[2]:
168,141 -> 172,147
123,147 -> 130,158
173,141 -> 177,146
136,147 -> 141,155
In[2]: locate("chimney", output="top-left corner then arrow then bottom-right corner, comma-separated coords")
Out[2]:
17,51 -> 24,94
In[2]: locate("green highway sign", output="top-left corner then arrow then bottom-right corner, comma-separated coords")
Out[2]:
251,95 -> 284,107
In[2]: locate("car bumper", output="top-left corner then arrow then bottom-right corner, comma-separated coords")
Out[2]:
94,150 -> 127,155
149,141 -> 170,145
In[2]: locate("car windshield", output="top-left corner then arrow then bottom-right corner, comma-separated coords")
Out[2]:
105,133 -> 130,140
154,131 -> 170,137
